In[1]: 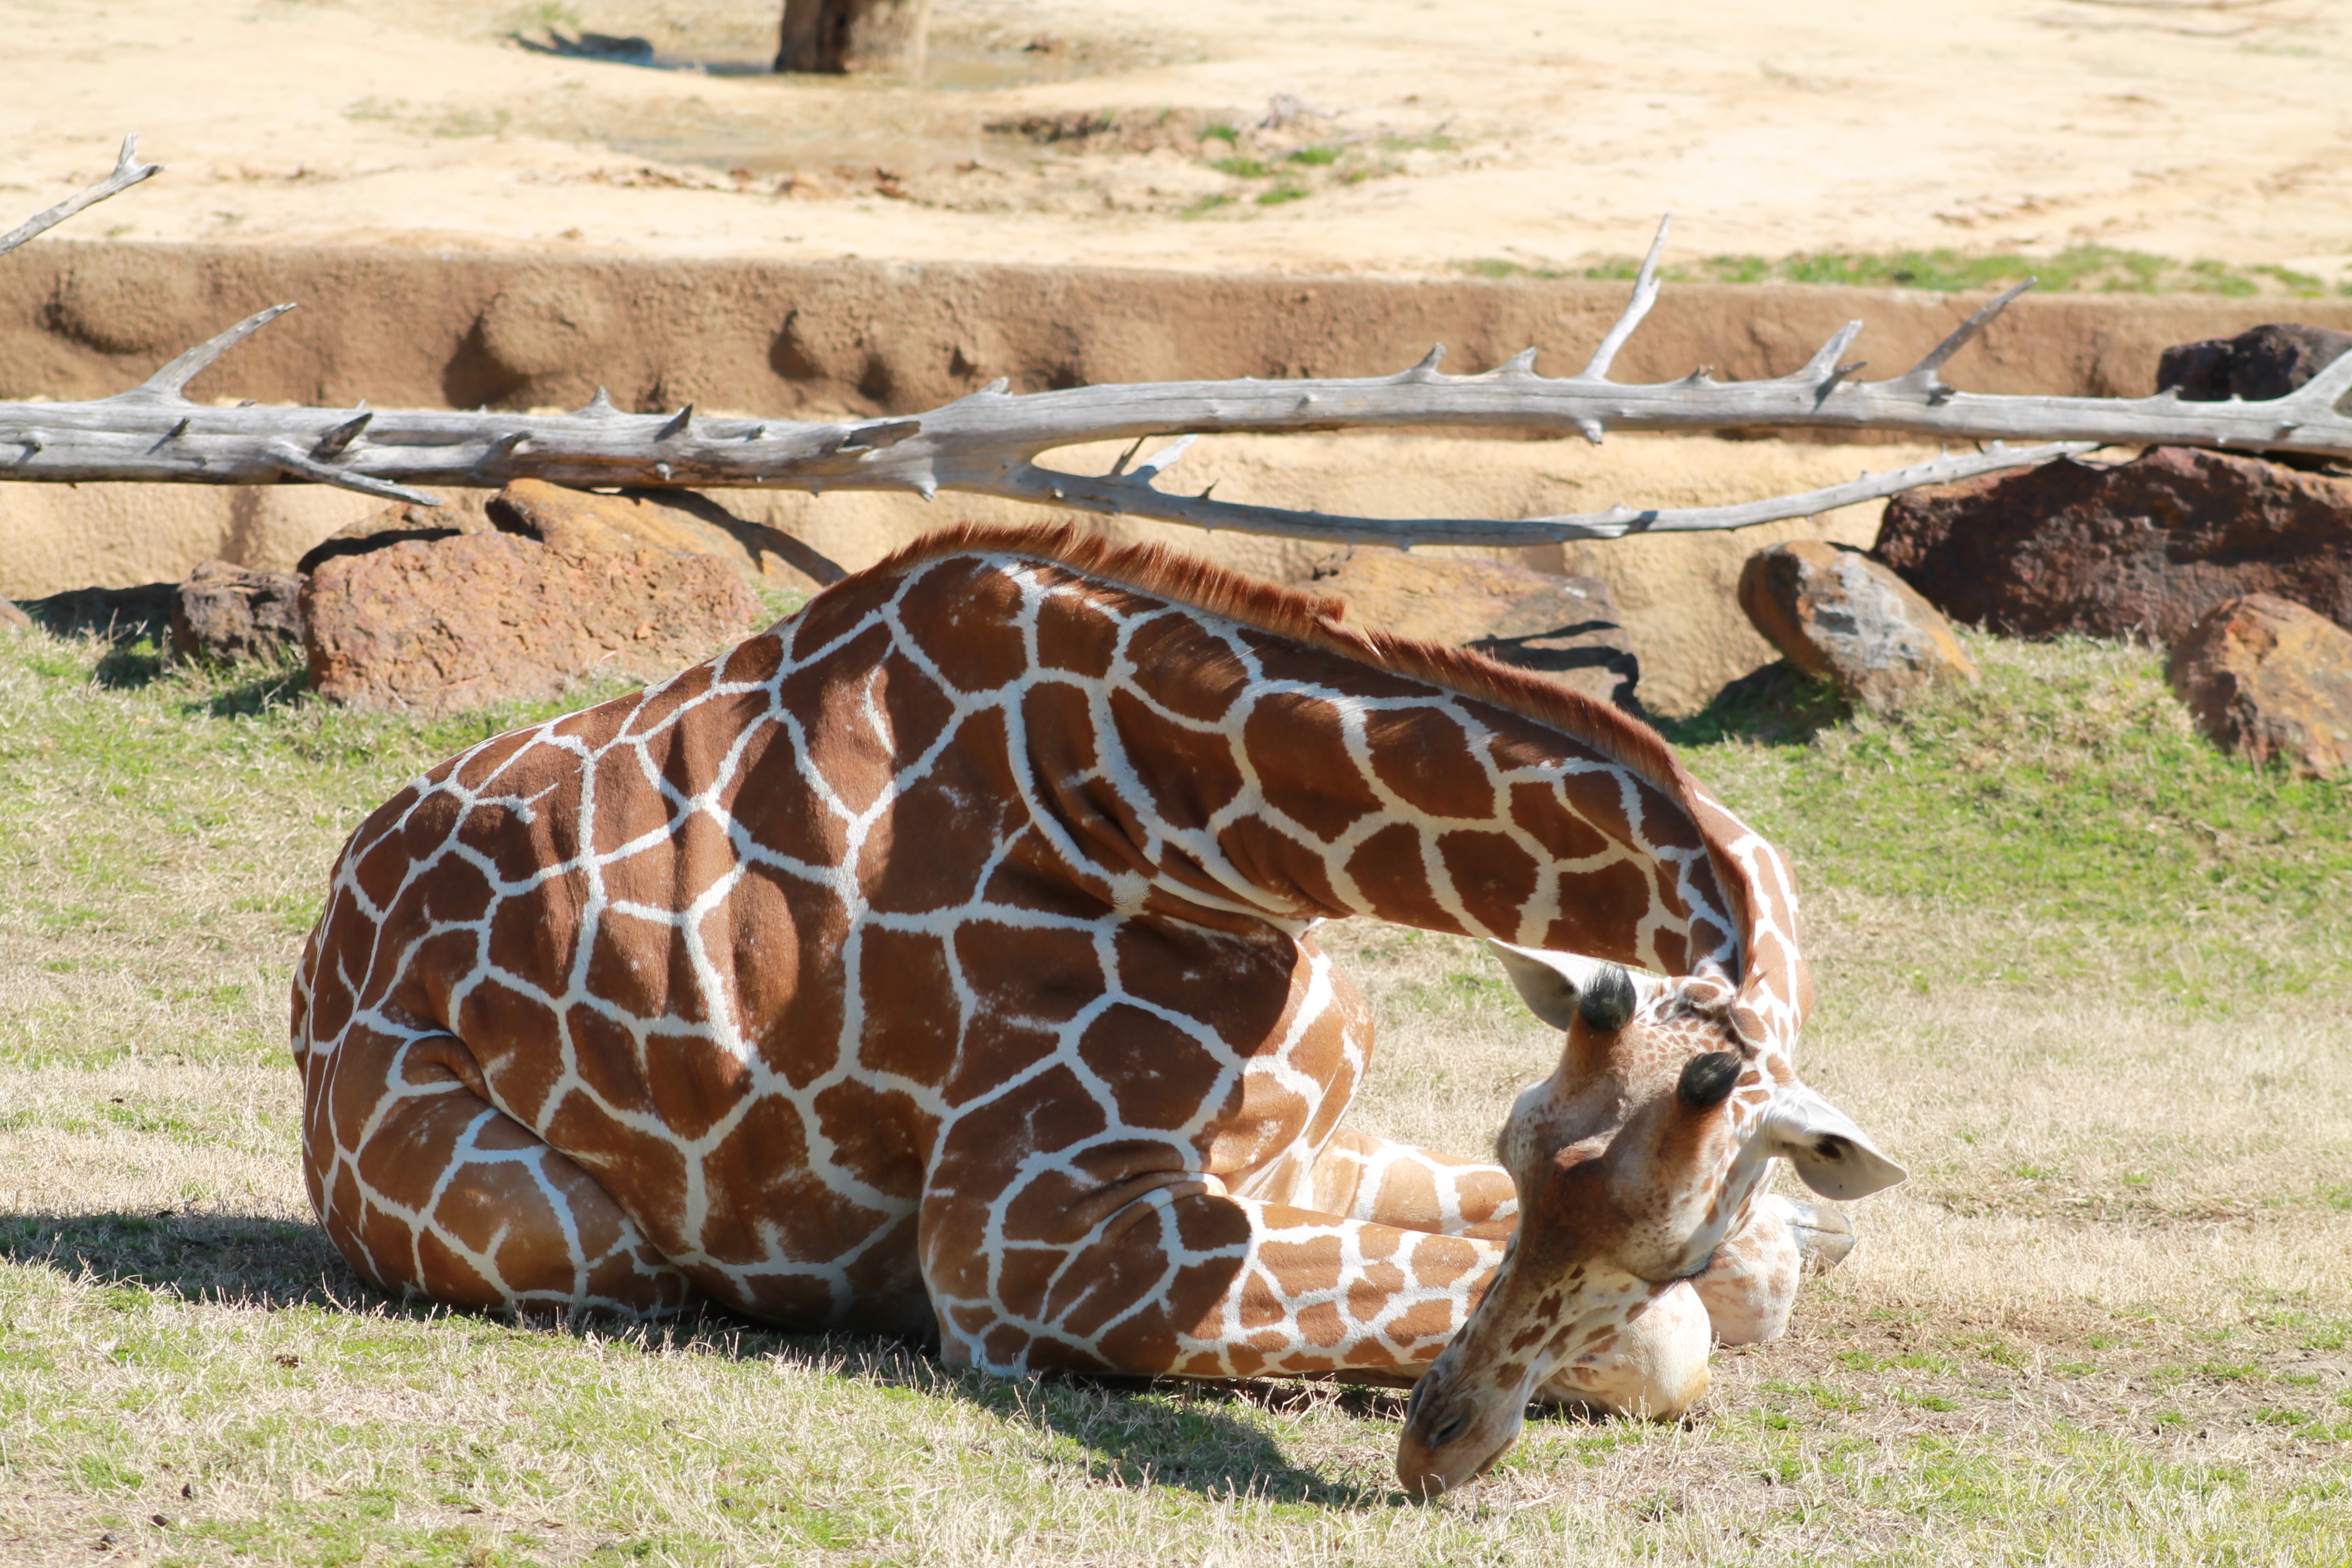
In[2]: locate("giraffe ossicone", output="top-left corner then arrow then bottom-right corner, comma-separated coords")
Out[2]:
290,522 -> 1902,1496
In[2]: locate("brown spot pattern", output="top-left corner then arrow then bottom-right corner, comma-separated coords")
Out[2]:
292,524 -> 1810,1406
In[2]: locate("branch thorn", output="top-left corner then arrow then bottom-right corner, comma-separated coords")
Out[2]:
1902,278 -> 2034,387
312,411 -> 373,458
1580,213 -> 1671,381
113,304 -> 298,404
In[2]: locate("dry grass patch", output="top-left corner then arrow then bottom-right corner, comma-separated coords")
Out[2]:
1,624 -> 2347,1564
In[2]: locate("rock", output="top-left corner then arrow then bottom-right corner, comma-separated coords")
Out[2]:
2156,322 -> 2352,404
1302,547 -> 1641,712
487,480 -> 838,594
297,494 -> 498,575
2166,594 -> 2352,778
0,595 -> 29,634
1874,447 -> 2352,644
303,528 -> 764,717
1736,540 -> 1976,712
297,482 -> 835,597
169,561 -> 306,665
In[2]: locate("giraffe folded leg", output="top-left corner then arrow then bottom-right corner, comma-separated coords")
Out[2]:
1299,1128 -> 1521,1244
922,1184 -> 1507,1381
1535,1281 -> 1714,1420
304,1032 -> 699,1322
1686,1191 -> 1852,1347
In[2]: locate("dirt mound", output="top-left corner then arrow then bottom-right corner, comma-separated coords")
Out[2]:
9,242 -> 2348,416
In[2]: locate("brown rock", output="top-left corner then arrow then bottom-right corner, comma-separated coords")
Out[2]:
302,529 -> 764,717
1874,447 -> 2352,644
297,495 -> 498,576
170,560 -> 306,664
2157,322 -> 2352,404
1303,547 -> 1641,711
296,482 -> 836,597
1737,540 -> 1977,712
2166,594 -> 2352,778
487,480 -> 838,594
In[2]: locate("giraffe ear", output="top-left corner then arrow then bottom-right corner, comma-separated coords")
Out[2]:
1487,942 -> 1640,1033
1761,1083 -> 1907,1201
1487,941 -> 1597,1031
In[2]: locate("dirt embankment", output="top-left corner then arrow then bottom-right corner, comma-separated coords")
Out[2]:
8,245 -> 2350,711
10,240 -> 2351,413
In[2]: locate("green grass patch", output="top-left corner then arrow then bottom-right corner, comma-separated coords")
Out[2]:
1663,638 -> 2352,1004
1456,244 -> 2346,296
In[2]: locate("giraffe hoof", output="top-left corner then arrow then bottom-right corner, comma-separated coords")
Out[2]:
1786,1200 -> 1855,1276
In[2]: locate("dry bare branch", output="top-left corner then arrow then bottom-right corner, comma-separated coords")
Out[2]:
0,135 -> 162,260
7,176 -> 2345,546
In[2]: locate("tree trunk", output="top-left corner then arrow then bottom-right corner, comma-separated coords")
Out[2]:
776,0 -> 929,74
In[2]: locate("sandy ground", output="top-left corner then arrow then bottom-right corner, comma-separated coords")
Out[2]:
7,1 -> 2351,711
4,0 -> 2350,282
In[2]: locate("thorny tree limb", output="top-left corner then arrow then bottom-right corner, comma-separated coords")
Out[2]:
0,135 -> 161,260
7,150 -> 2345,546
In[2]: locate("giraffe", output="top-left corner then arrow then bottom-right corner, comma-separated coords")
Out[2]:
291,522 -> 1902,1489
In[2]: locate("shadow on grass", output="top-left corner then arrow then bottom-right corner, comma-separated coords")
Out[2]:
1658,659 -> 1853,748
193,664 -> 311,716
2,1207 -> 1413,1505
91,641 -> 169,690
708,1329 -> 1417,1509
1,1207 -> 357,1309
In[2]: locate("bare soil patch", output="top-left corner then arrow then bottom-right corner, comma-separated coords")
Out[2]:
6,1 -> 2351,283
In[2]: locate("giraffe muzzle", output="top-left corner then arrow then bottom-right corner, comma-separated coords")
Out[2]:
1395,1369 -> 1525,1497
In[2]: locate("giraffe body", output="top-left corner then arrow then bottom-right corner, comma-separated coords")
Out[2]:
293,525 -> 1898,1467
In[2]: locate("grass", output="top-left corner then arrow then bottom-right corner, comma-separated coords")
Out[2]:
2,622 -> 2348,1564
1456,246 -> 2352,297
1189,132 -> 1448,216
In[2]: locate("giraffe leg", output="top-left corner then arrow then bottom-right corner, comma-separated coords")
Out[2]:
303,1031 -> 699,1322
1535,1281 -> 1715,1420
1686,1191 -> 1851,1347
1299,1127 -> 1520,1244
921,1182 -> 1507,1381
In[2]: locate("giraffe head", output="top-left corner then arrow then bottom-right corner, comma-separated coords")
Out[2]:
1395,945 -> 1903,1496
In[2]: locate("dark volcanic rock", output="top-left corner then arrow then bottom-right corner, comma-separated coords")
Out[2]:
2166,594 -> 2352,778
1736,540 -> 1975,712
170,561 -> 307,664
1302,546 -> 1642,712
1874,447 -> 2352,644
2156,322 -> 2352,404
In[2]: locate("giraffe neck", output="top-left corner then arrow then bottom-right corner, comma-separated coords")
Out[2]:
936,540 -> 1805,1049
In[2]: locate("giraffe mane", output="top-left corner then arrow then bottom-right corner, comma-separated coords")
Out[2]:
857,520 -> 1727,855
